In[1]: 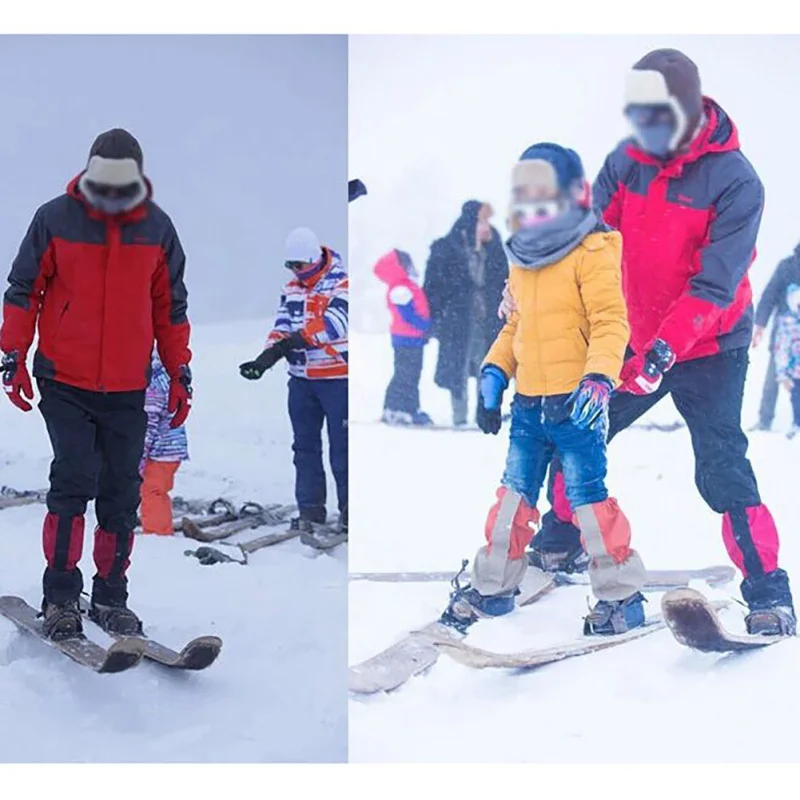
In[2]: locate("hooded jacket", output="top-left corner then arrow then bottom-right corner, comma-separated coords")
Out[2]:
267,247 -> 348,380
595,97 -> 762,363
0,175 -> 190,392
373,250 -> 430,347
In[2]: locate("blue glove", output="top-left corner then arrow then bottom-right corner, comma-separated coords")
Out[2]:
477,366 -> 508,435
566,373 -> 613,430
480,365 -> 508,410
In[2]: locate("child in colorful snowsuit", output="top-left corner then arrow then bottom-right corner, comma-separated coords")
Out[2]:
239,227 -> 348,532
441,143 -> 647,636
140,351 -> 189,535
374,249 -> 433,426
773,283 -> 800,439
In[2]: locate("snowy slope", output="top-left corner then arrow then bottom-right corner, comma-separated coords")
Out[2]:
0,319 -> 346,763
349,332 -> 800,762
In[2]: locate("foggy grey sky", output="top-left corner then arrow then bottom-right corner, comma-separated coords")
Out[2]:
0,35 -> 348,326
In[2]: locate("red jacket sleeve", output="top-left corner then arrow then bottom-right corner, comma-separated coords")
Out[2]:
152,218 -> 191,378
0,208 -> 56,357
655,176 -> 764,358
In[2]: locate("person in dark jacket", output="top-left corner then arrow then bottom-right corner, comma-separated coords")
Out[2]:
749,246 -> 800,431
423,201 -> 508,426
525,49 -> 795,636
0,129 -> 192,640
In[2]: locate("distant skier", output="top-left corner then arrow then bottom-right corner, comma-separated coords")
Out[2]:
525,49 -> 796,636
374,249 -> 433,426
139,350 -> 189,535
239,227 -> 348,534
772,284 -> 800,439
0,128 -> 192,640
749,246 -> 800,431
423,201 -> 508,427
441,143 -> 647,636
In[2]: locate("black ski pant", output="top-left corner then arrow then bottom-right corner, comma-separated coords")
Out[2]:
540,349 -> 792,609
383,345 -> 423,415
38,379 -> 147,605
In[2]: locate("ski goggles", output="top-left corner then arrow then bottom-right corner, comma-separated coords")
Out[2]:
83,180 -> 143,214
284,255 -> 325,279
84,180 -> 142,200
509,200 -> 565,228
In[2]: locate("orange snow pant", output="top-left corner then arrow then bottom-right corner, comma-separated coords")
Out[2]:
140,460 -> 181,535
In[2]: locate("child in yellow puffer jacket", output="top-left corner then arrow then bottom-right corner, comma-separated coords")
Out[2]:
440,142 -> 648,637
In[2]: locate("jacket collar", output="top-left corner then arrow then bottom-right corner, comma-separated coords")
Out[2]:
67,174 -> 151,224
625,97 -> 739,178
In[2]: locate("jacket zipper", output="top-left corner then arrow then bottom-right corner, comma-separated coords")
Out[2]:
98,220 -> 118,392
531,269 -> 545,410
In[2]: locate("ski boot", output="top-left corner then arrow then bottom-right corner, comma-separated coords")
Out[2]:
289,517 -> 315,535
528,545 -> 589,574
381,409 -> 413,426
742,570 -> 797,636
303,508 -> 348,550
745,606 -> 797,636
528,512 -> 589,574
289,506 -> 327,532
748,421 -> 771,433
88,577 -> 143,636
41,600 -> 83,641
583,592 -> 646,636
411,410 -> 434,426
787,426 -> 799,441
439,562 -> 517,634
89,602 -> 143,636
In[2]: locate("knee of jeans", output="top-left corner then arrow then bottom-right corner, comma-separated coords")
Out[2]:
566,480 -> 608,509
562,455 -> 608,508
500,477 -> 540,508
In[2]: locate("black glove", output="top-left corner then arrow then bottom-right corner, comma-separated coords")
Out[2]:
239,334 -> 309,380
476,390 -> 502,435
348,179 -> 367,203
239,342 -> 287,380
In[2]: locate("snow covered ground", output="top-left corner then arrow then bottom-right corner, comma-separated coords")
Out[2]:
349,331 -> 800,762
0,319 -> 347,763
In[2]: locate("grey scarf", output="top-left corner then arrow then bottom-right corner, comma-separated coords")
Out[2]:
505,208 -> 601,270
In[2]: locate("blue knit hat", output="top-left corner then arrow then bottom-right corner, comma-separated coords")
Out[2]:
518,142 -> 585,194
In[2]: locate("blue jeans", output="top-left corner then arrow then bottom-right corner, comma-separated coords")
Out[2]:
502,393 -> 608,510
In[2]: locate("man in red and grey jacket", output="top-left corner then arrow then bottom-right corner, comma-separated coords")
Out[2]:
528,49 -> 795,636
0,129 -> 192,640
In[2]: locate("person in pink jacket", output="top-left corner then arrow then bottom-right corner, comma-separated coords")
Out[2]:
374,249 -> 433,426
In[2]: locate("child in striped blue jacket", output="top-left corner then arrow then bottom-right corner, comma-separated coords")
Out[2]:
140,351 -> 189,534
